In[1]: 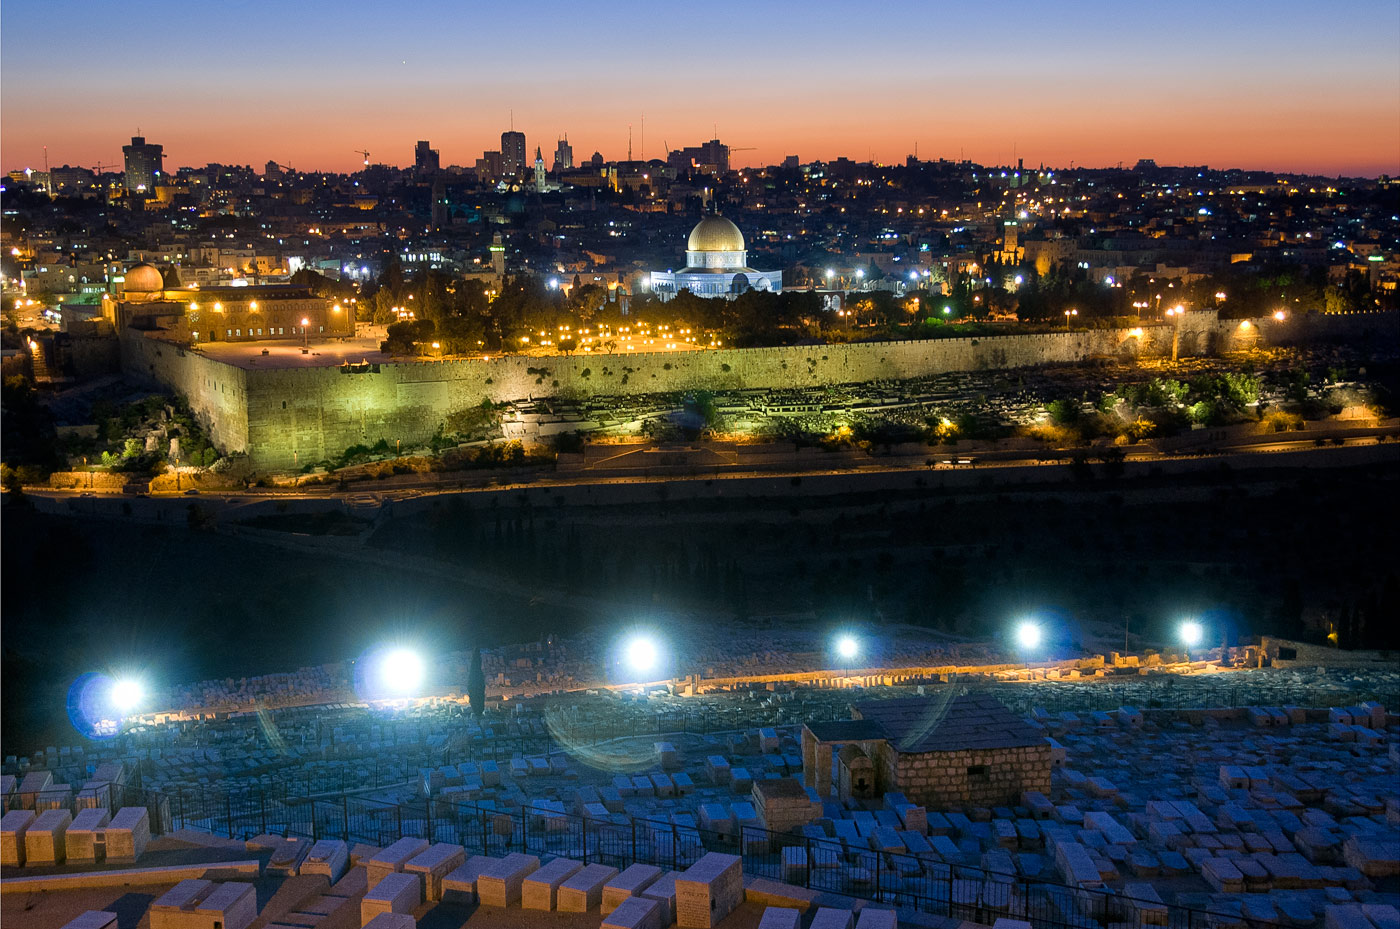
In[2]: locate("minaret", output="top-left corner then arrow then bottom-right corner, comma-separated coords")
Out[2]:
534,147 -> 546,192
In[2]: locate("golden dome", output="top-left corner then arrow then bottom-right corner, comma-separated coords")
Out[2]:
124,263 -> 165,292
687,215 -> 745,252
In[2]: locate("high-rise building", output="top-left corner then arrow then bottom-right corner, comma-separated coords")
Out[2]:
431,179 -> 448,228
475,151 -> 503,178
666,139 -> 729,175
501,130 -> 526,179
414,140 -> 440,174
122,135 -> 164,192
553,136 -> 573,172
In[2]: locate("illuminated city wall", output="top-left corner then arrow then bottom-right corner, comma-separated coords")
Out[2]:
133,310 -> 1393,470
123,335 -> 251,454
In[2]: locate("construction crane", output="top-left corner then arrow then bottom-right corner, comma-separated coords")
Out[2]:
353,150 -> 370,167
93,161 -> 116,175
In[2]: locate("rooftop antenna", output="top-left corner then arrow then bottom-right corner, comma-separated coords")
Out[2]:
628,124 -> 632,162
640,113 -> 644,162
510,109 -> 513,131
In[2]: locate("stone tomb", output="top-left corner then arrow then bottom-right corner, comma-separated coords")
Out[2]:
302,840 -> 349,883
675,852 -> 743,928
66,808 -> 110,864
476,852 -> 540,907
522,857 -> 582,910
558,863 -> 619,913
810,909 -> 856,929
640,869 -> 685,926
603,863 -> 662,914
1,809 -> 35,867
151,880 -> 258,929
758,908 -> 801,929
603,896 -> 663,929
360,872 -> 421,926
403,843 -> 464,902
25,809 -> 72,866
752,777 -> 819,834
105,807 -> 150,862
364,838 -> 429,890
439,854 -> 498,905
360,916 -> 414,929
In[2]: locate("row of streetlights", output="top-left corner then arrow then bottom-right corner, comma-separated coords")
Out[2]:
1014,618 -> 1207,655
71,619 -> 1215,737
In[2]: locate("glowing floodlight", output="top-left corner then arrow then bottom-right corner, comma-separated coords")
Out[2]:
110,677 -> 144,714
625,635 -> 660,675
1180,620 -> 1204,649
1015,621 -> 1042,650
376,647 -> 425,696
836,635 -> 860,660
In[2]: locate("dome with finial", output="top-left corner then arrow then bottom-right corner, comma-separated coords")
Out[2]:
687,215 -> 745,253
124,263 -> 165,293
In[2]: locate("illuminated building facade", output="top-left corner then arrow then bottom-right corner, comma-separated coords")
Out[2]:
650,215 -> 782,301
103,263 -> 352,343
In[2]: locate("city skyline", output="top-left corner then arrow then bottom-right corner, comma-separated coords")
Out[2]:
3,0 -> 1398,177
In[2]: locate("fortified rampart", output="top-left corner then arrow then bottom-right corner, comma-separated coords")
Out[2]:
122,310 -> 1394,470
122,334 -> 250,454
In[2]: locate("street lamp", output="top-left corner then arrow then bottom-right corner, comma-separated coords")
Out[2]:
1015,621 -> 1042,651
1064,308 -> 1078,329
376,647 -> 425,697
834,633 -> 860,678
110,677 -> 144,715
1180,620 -> 1203,660
623,634 -> 662,681
301,317 -> 310,351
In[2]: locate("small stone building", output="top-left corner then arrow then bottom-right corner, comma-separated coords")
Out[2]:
837,744 -> 875,800
802,694 -> 1052,809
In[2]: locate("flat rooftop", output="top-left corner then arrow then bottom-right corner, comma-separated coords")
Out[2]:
189,335 -> 398,370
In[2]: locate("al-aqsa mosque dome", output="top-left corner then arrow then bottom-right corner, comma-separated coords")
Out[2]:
650,214 -> 783,301
124,263 -> 166,294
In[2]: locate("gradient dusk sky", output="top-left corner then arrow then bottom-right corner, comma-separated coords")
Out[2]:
3,0 -> 1397,177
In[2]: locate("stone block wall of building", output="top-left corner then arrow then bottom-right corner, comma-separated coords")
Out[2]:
878,742 -> 1053,810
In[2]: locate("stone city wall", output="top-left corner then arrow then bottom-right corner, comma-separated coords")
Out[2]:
231,322 -> 1195,469
122,334 -> 250,455
133,310 -> 1394,470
